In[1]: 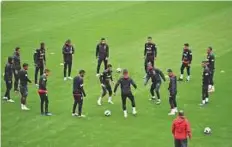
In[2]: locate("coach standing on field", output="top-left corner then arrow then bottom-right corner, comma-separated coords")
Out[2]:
172,110 -> 192,147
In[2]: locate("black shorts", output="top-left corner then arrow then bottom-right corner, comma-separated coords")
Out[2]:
20,86 -> 28,97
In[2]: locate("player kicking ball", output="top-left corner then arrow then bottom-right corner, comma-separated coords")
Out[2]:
97,64 -> 114,105
144,62 -> 166,104
113,69 -> 137,118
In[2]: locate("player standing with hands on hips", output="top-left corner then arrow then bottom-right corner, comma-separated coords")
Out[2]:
167,69 -> 178,115
114,69 -> 137,118
63,39 -> 75,81
38,69 -> 52,116
96,38 -> 109,76
172,110 -> 192,147
34,42 -> 46,86
72,70 -> 86,117
178,43 -> 192,81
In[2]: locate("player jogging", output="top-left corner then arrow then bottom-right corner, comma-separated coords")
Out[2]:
38,69 -> 52,116
19,63 -> 32,110
206,47 -> 215,92
167,69 -> 178,115
96,38 -> 109,76
144,37 -> 157,75
97,64 -> 114,106
144,63 -> 166,104
12,47 -> 21,92
63,39 -> 75,80
114,69 -> 137,118
3,57 -> 14,102
200,61 -> 210,106
34,42 -> 46,86
72,70 -> 86,117
179,43 -> 192,81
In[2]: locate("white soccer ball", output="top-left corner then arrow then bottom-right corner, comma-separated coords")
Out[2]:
104,110 -> 111,116
204,127 -> 211,134
116,68 -> 122,73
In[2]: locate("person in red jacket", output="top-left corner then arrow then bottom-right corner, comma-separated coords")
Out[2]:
172,110 -> 192,147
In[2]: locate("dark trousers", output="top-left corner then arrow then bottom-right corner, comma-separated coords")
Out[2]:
174,139 -> 188,147
39,93 -> 49,113
180,63 -> 190,76
150,82 -> 161,99
13,69 -> 20,90
73,94 -> 83,115
20,86 -> 28,104
209,69 -> 214,85
4,80 -> 12,100
97,58 -> 107,74
121,92 -> 136,111
101,83 -> 112,97
169,94 -> 177,109
64,61 -> 72,77
35,65 -> 44,84
202,85 -> 209,100
144,56 -> 154,73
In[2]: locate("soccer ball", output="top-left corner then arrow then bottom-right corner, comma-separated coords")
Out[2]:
104,110 -> 111,116
204,127 -> 211,134
116,68 -> 122,73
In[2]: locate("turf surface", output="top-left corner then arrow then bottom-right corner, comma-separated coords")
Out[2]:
1,1 -> 232,147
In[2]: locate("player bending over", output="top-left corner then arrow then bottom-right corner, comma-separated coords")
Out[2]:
38,69 -> 52,116
144,62 -> 166,104
72,70 -> 86,117
114,69 -> 137,118
167,69 -> 178,115
179,43 -> 192,81
97,64 -> 114,105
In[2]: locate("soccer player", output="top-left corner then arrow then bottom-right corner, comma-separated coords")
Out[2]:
97,64 -> 114,105
144,37 -> 157,74
3,57 -> 15,102
19,63 -> 32,110
144,63 -> 166,104
172,110 -> 192,147
38,69 -> 52,116
114,69 -> 137,118
167,69 -> 178,115
34,42 -> 46,86
96,38 -> 109,76
12,47 -> 21,92
200,61 -> 210,106
72,70 -> 86,117
207,47 -> 215,92
63,39 -> 75,80
179,43 -> 192,81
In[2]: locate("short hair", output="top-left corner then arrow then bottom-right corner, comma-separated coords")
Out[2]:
167,69 -> 173,73
147,36 -> 152,40
184,43 -> 189,47
79,69 -> 85,74
23,63 -> 29,67
178,110 -> 184,116
123,69 -> 128,74
40,42 -> 45,46
101,38 -> 105,41
44,69 -> 50,73
15,47 -> 20,51
8,56 -> 13,62
107,64 -> 112,68
208,46 -> 213,51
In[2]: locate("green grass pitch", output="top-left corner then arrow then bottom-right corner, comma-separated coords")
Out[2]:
1,1 -> 232,147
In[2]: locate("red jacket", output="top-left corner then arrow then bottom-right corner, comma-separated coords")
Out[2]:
172,116 -> 192,140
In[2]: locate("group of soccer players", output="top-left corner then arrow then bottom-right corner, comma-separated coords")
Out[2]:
3,37 -> 215,117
